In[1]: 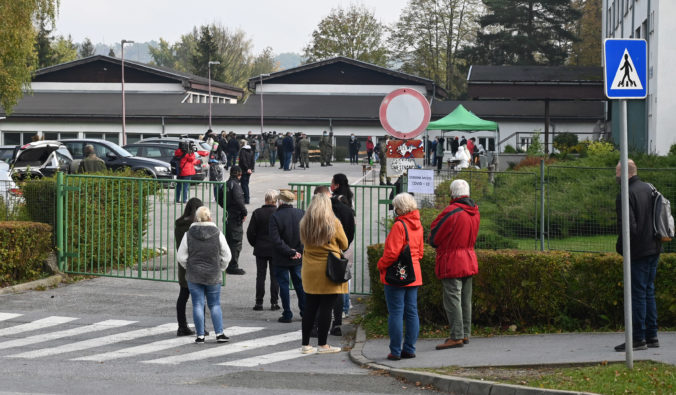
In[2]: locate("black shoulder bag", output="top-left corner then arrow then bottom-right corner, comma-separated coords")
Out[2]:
326,250 -> 351,283
385,220 -> 416,286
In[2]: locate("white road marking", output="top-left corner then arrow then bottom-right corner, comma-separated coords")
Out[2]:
74,325 -> 264,362
143,330 -> 302,365
0,313 -> 22,322
0,316 -> 77,337
8,323 -> 175,359
0,320 -> 135,351
219,347 -> 312,367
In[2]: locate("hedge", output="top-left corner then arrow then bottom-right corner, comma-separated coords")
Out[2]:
0,221 -> 53,287
367,245 -> 676,330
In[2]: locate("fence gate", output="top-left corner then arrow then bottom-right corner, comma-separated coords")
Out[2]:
56,173 -> 227,282
288,182 -> 395,295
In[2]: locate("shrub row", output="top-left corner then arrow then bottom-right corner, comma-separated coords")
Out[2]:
0,221 -> 53,287
367,244 -> 676,330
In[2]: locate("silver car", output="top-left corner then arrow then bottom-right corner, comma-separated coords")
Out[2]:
10,140 -> 73,181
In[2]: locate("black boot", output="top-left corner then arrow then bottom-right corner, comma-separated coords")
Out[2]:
177,326 -> 194,337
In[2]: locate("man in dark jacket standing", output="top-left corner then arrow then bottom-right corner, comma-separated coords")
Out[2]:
269,189 -> 306,323
430,179 -> 480,350
226,132 -> 240,169
247,190 -> 280,311
238,142 -> 255,204
282,132 -> 294,171
614,159 -> 662,352
219,166 -> 247,275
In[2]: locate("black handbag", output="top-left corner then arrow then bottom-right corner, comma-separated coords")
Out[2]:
385,220 -> 416,286
326,251 -> 351,283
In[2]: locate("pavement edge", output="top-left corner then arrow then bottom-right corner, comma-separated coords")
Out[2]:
0,274 -> 66,296
348,325 -> 597,395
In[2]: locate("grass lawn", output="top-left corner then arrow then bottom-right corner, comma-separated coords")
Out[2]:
421,361 -> 675,395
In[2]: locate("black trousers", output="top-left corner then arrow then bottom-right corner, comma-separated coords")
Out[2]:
225,222 -> 243,269
436,156 -> 443,170
302,293 -> 338,346
176,286 -> 190,328
255,256 -> 279,305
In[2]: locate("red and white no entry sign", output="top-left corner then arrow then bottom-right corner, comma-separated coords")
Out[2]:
379,88 -> 431,140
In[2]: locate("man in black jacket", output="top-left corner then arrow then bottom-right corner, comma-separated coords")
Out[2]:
269,189 -> 306,323
614,159 -> 662,352
246,190 -> 280,311
226,133 -> 240,169
238,142 -> 255,204
219,166 -> 247,275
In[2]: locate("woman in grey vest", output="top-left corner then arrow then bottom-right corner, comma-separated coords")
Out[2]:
177,206 -> 231,343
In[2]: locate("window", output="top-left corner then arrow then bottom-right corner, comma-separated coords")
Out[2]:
84,132 -> 119,144
63,142 -> 83,159
144,147 -> 164,159
44,132 -> 78,140
125,146 -> 139,155
91,143 -> 113,159
3,132 -> 39,146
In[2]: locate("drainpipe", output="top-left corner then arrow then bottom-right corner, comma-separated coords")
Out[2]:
645,0 -> 651,153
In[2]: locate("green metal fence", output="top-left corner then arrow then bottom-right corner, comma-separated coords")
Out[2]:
288,182 -> 395,295
56,173 -> 227,282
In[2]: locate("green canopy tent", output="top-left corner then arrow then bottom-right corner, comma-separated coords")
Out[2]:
425,104 -> 500,167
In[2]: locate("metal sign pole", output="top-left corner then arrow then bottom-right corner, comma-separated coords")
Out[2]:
619,99 -> 633,369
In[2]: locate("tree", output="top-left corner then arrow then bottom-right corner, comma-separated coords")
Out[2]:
51,35 -> 78,65
0,0 -> 57,114
34,8 -> 54,69
149,24 -> 277,89
569,0 -> 601,66
303,5 -> 389,66
79,37 -> 95,58
389,0 -> 482,98
108,48 -> 115,57
467,0 -> 581,65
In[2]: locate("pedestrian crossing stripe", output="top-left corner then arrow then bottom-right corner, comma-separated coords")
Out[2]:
0,320 -> 135,351
610,48 -> 643,90
218,348 -> 312,367
143,330 -> 302,365
0,313 -> 22,322
74,325 -> 264,362
0,316 -> 78,337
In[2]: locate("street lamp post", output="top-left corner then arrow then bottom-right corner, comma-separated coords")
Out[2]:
121,39 -> 134,145
259,73 -> 270,134
208,61 -> 221,130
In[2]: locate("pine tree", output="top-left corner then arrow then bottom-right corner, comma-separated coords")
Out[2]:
34,9 -> 54,69
79,38 -> 95,58
467,0 -> 581,65
108,48 -> 116,57
191,25 -> 221,77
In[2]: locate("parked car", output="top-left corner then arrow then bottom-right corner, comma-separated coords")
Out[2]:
10,140 -> 73,180
137,137 -> 212,180
0,162 -> 22,214
60,139 -> 173,180
123,142 -> 207,180
0,146 -> 18,164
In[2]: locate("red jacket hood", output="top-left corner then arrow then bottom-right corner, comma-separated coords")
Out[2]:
395,209 -> 422,232
450,197 -> 479,215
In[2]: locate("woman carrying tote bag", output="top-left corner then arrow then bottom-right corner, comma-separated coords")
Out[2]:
377,193 -> 424,361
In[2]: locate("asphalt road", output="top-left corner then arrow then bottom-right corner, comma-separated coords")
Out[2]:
0,162 -> 439,394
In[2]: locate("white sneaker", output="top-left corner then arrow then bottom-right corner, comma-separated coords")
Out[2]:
342,312 -> 348,319
317,345 -> 341,354
301,345 -> 316,354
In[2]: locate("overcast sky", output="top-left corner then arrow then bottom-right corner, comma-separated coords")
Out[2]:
53,0 -> 411,54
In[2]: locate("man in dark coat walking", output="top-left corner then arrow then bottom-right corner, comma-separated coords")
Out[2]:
269,189 -> 306,322
238,142 -> 255,204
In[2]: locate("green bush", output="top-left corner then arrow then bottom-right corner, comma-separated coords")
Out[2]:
0,221 -> 53,286
553,133 -> 579,153
503,145 -> 518,154
669,144 -> 676,157
367,245 -> 676,329
334,146 -> 347,162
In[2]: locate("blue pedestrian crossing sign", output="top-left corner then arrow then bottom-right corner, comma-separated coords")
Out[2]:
604,39 -> 647,99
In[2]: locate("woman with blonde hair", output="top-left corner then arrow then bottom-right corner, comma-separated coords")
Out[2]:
299,193 -> 348,354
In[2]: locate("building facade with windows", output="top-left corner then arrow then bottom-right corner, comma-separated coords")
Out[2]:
602,0 -> 676,154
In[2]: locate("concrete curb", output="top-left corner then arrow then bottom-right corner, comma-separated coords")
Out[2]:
0,274 -> 67,296
348,325 -> 597,395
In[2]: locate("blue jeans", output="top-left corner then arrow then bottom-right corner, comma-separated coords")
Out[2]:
187,282 -> 223,336
175,176 -> 192,203
631,254 -> 659,341
283,151 -> 293,170
269,150 -> 277,166
343,293 -> 350,314
273,264 -> 305,320
384,285 -> 419,356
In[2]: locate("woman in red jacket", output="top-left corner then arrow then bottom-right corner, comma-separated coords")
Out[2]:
377,193 -> 424,360
366,136 -> 375,164
429,179 -> 480,350
174,147 -> 197,203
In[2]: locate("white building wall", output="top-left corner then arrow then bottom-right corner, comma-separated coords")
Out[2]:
256,83 -> 428,97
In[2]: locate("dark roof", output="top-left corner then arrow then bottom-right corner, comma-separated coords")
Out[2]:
2,91 -> 603,123
468,65 -> 603,83
32,55 -> 244,98
247,57 -> 448,99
